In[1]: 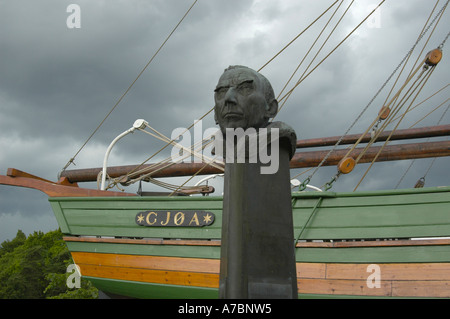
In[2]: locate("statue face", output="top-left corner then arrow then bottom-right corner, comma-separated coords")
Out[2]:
214,67 -> 277,133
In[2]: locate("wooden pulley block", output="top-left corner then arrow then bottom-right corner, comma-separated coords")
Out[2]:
425,48 -> 442,66
414,177 -> 425,188
337,157 -> 356,174
378,106 -> 390,120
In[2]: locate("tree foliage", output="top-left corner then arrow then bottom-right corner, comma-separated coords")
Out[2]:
0,229 -> 98,299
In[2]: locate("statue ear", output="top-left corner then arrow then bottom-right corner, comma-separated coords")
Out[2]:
266,99 -> 278,118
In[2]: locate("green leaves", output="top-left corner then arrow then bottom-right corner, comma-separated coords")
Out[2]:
0,229 -> 98,299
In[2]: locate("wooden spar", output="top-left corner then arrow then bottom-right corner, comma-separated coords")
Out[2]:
60,140 -> 450,183
59,124 -> 450,183
290,140 -> 450,169
296,124 -> 450,148
0,169 -> 135,197
61,162 -> 225,184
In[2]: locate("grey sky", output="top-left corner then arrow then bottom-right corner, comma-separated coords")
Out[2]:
0,0 -> 449,242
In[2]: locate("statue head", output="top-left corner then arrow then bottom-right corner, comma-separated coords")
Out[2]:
214,66 -> 278,134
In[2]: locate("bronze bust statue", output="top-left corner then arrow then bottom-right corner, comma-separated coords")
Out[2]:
214,65 -> 278,132
214,65 -> 297,159
216,65 -> 298,299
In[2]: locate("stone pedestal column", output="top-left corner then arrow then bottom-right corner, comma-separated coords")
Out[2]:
218,127 -> 297,299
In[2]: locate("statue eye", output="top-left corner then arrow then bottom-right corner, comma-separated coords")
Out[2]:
237,81 -> 254,95
214,86 -> 229,99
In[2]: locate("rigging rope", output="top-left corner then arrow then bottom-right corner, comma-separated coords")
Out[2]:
395,102 -> 449,189
381,0 -> 440,111
168,155 -> 220,197
408,97 -> 450,128
439,31 -> 450,48
61,1 -> 448,194
353,65 -> 437,191
112,0 -> 388,192
389,83 -> 449,124
101,124 -> 223,191
277,0 -> 350,113
300,0 -> 449,191
139,0 -> 378,193
126,109 -> 214,175
257,0 -> 341,72
59,0 -> 198,176
138,123 -> 222,170
352,60 -> 429,164
116,1 -> 353,190
277,0 -> 386,113
276,0 -> 346,100
351,1 -> 449,190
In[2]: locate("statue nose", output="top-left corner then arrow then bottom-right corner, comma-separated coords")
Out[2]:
224,87 -> 237,105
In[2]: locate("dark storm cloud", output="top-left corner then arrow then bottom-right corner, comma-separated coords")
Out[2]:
0,0 -> 448,241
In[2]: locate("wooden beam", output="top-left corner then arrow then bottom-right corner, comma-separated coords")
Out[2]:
60,162 -> 224,183
0,174 -> 135,197
296,124 -> 450,148
60,140 -> 450,182
290,140 -> 450,168
63,236 -> 450,248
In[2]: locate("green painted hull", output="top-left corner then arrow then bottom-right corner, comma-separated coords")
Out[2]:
86,277 -> 219,299
49,186 -> 450,298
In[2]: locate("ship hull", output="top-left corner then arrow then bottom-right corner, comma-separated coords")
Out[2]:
50,186 -> 450,298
